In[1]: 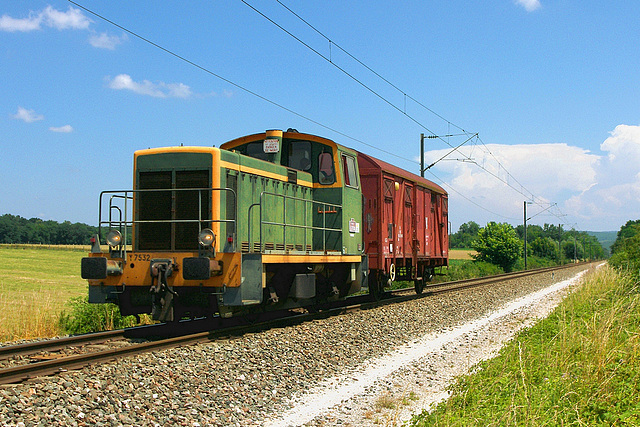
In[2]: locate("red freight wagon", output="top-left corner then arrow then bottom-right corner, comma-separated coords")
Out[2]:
358,151 -> 449,295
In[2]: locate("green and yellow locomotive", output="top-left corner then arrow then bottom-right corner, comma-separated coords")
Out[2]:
81,130 -> 370,321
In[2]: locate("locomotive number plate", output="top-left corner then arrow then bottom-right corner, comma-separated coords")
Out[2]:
129,253 -> 151,262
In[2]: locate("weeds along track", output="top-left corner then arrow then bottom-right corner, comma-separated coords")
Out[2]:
0,263 -> 591,385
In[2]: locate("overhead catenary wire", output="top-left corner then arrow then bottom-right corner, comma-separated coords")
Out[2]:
274,0 -> 471,137
248,0 -> 580,228
66,0 -> 413,165
424,133 -> 479,171
426,171 -> 520,221
67,0 -> 583,232
238,0 -> 459,150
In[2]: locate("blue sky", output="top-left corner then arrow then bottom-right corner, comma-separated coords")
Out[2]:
1,1 -> 639,232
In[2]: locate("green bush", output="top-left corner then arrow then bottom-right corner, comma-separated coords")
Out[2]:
609,224 -> 640,279
58,297 -> 136,334
440,260 -> 504,281
472,222 -> 522,272
513,255 -> 557,270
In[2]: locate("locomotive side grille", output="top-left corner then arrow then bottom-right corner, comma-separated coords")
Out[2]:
240,242 -> 311,253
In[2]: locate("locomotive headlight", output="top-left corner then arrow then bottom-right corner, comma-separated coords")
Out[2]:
198,228 -> 216,248
106,229 -> 123,247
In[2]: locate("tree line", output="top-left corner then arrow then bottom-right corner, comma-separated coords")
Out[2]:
0,214 -> 97,245
451,220 -> 608,272
609,219 -> 640,275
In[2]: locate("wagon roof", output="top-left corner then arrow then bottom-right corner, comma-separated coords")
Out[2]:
357,150 -> 447,196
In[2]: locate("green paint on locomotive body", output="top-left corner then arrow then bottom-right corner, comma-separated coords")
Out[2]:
218,148 -> 314,254
220,131 -> 364,256
334,144 -> 363,256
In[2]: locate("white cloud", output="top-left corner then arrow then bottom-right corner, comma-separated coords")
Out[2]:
429,142 -> 598,196
12,107 -> 44,123
0,6 -> 91,32
49,125 -> 74,133
565,123 -> 640,229
89,32 -> 127,50
600,124 -> 640,162
435,124 -> 640,231
166,82 -> 192,99
0,6 -> 121,52
516,0 -> 541,12
107,74 -> 193,99
43,6 -> 91,30
0,11 -> 42,32
426,142 -> 600,227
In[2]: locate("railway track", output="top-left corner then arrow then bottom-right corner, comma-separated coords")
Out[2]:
0,263 -> 591,385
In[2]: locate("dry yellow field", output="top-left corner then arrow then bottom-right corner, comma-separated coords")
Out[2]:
0,246 -> 87,341
449,249 -> 476,260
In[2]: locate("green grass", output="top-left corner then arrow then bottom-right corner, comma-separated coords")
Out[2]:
409,264 -> 640,426
0,246 -> 87,341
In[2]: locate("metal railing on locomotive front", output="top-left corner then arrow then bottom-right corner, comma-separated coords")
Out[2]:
247,191 -> 343,255
97,188 -> 237,256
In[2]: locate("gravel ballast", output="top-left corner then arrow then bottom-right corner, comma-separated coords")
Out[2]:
0,265 -> 594,426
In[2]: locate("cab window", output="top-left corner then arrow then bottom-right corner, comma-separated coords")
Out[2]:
318,152 -> 335,185
234,140 -> 278,163
288,141 -> 312,171
341,154 -> 359,188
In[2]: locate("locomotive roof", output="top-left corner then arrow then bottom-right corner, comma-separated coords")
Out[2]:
356,150 -> 447,196
221,130 -> 345,151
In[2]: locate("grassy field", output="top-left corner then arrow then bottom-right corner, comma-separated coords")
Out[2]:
410,264 -> 640,425
0,246 -> 87,342
449,248 -> 476,260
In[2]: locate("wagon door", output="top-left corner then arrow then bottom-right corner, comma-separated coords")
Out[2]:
414,186 -> 426,258
433,193 -> 446,258
441,195 -> 449,258
382,177 -> 395,263
362,174 -> 381,269
403,183 -> 414,262
425,191 -> 435,257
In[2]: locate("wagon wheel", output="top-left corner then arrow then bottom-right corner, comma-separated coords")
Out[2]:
389,263 -> 396,282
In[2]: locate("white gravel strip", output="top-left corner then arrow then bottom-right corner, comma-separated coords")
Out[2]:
267,267 -> 593,426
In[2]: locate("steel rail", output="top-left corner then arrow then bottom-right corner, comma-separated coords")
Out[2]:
0,262 -> 593,384
0,310 -> 317,385
0,329 -> 127,361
